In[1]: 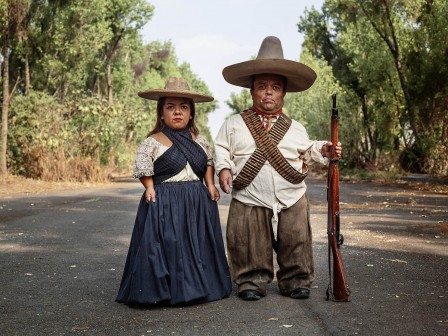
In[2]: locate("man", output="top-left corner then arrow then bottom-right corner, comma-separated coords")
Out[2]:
214,36 -> 342,301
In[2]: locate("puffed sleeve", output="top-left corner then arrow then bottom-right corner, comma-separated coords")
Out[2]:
196,135 -> 215,166
133,137 -> 160,178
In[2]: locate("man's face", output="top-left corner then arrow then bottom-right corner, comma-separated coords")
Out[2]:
250,74 -> 286,114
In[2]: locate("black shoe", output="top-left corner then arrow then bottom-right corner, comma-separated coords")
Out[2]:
290,287 -> 310,299
239,290 -> 261,301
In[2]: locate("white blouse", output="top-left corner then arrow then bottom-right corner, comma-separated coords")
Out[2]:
133,134 -> 214,182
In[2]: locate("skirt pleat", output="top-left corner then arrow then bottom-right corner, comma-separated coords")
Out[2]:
116,181 -> 232,305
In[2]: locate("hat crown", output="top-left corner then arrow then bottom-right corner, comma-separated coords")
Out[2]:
256,36 -> 284,60
222,35 -> 317,92
164,77 -> 190,91
137,76 -> 213,102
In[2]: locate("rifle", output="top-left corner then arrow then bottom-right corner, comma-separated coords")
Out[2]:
326,94 -> 351,302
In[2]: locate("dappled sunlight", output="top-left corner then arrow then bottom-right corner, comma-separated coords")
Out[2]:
312,212 -> 448,257
314,229 -> 448,257
345,229 -> 447,257
0,243 -> 47,253
115,235 -> 132,246
309,181 -> 447,261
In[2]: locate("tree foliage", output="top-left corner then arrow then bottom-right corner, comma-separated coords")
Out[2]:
1,0 -> 218,180
297,0 -> 448,174
224,1 -> 447,175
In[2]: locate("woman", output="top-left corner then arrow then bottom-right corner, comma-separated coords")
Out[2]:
116,77 -> 232,306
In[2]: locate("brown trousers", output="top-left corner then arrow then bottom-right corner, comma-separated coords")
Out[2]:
226,194 -> 314,296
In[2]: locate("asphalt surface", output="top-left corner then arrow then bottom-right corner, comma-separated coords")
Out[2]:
0,177 -> 447,335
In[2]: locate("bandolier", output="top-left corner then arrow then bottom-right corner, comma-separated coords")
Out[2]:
233,109 -> 308,190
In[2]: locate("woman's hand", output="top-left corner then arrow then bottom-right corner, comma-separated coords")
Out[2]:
204,165 -> 220,201
207,184 -> 220,201
145,187 -> 156,203
139,176 -> 156,203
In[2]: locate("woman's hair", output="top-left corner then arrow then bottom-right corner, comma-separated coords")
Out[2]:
147,97 -> 199,136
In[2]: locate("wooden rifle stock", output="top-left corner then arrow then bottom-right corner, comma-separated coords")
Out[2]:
326,94 -> 351,302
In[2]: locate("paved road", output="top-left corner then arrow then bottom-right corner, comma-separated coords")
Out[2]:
1,177 -> 447,335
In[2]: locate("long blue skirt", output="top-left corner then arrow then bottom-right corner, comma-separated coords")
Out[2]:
116,180 -> 232,305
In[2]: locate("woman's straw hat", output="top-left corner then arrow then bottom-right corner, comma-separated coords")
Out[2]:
138,77 -> 214,103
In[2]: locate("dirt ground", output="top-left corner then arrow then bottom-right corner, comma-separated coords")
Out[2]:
2,172 -> 447,197
0,174 -> 109,197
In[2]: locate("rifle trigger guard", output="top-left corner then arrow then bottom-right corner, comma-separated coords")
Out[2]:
337,233 -> 344,246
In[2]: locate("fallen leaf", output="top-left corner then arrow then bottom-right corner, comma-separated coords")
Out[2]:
385,258 -> 407,263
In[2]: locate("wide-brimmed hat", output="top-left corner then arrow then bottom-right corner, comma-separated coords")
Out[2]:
138,77 -> 214,103
222,36 -> 317,92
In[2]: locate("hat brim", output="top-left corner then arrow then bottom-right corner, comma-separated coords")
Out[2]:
222,59 -> 317,92
138,89 -> 214,103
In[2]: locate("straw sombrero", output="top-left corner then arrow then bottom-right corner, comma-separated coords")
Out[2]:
222,36 -> 317,92
138,77 -> 214,103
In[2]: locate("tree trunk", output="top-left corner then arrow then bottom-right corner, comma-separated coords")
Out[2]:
361,95 -> 375,153
25,54 -> 30,95
96,73 -> 102,102
107,60 -> 112,104
360,1 -> 419,143
1,31 -> 10,175
382,0 -> 419,143
1,37 -> 21,176
105,34 -> 123,105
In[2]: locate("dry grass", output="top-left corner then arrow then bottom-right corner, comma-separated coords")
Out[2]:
23,148 -> 111,182
1,148 -> 130,197
0,174 -> 110,198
